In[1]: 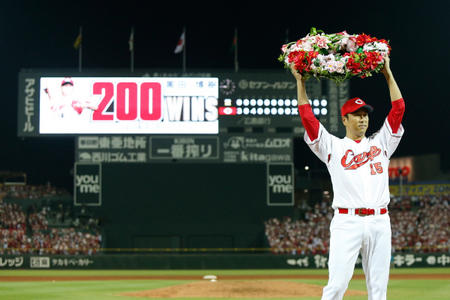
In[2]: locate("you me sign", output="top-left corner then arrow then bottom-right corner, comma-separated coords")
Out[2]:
74,163 -> 101,206
267,163 -> 294,206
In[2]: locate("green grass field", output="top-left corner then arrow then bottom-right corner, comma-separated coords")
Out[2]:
0,268 -> 448,300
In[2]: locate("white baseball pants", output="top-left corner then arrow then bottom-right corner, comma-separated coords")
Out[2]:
321,211 -> 391,300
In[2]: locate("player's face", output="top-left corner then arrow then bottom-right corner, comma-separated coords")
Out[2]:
61,84 -> 74,96
343,109 -> 369,138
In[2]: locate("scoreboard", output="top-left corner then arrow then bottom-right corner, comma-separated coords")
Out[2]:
17,69 -> 349,137
215,71 -> 349,136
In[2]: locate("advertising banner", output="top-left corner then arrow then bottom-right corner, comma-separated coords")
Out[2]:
17,74 -> 39,136
267,163 -> 294,206
390,183 -> 450,197
149,136 -> 219,160
74,163 -> 101,206
286,252 -> 450,269
1,252 -> 448,269
221,135 -> 292,163
76,136 -> 148,163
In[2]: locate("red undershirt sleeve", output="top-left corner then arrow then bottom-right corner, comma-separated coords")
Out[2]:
387,98 -> 405,134
298,104 -> 320,141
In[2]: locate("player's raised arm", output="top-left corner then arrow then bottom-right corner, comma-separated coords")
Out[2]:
290,67 -> 321,142
382,56 -> 403,103
290,68 -> 309,105
381,56 -> 405,134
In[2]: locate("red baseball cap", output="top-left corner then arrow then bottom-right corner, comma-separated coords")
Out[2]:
341,97 -> 373,116
61,78 -> 74,86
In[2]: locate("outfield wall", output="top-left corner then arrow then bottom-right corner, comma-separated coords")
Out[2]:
1,253 -> 449,270
98,163 -> 294,249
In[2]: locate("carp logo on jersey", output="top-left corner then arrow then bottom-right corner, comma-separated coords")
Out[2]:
341,146 -> 382,170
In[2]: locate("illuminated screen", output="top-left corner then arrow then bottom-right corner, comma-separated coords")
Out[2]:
39,77 -> 219,134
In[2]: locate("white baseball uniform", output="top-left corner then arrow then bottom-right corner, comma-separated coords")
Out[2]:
299,98 -> 405,300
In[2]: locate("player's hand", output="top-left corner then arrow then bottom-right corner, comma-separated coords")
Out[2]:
381,55 -> 392,77
290,65 -> 304,82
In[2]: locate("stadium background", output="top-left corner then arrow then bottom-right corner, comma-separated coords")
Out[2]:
0,0 -> 449,299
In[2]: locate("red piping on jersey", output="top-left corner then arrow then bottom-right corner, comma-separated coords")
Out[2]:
387,98 -> 405,134
298,104 -> 320,141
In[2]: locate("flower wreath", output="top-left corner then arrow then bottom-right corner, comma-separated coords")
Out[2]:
279,27 -> 391,83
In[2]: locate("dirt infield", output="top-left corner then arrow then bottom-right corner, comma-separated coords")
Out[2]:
0,273 -> 448,281
121,280 -> 365,298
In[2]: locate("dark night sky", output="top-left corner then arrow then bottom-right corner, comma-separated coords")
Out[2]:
1,0 -> 449,190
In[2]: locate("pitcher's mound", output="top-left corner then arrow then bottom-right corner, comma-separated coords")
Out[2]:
121,280 -> 366,298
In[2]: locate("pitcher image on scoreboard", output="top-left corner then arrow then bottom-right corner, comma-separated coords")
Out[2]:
39,77 -> 219,134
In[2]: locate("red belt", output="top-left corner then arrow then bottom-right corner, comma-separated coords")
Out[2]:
338,208 -> 388,216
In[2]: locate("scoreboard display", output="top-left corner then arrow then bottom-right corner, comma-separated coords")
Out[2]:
215,71 -> 349,136
18,69 -> 349,137
39,77 -> 218,134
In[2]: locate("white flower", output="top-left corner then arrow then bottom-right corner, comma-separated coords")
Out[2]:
363,43 -> 377,51
335,61 -> 345,74
346,37 -> 358,52
373,41 -> 389,53
296,37 -> 315,51
363,42 -> 389,53
339,37 -> 349,47
315,35 -> 330,49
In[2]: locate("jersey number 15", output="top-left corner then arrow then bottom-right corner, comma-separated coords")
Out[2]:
370,162 -> 383,175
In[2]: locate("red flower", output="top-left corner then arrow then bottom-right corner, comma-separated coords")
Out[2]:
288,50 -> 319,73
355,33 -> 377,46
345,52 -> 363,74
363,51 -> 383,70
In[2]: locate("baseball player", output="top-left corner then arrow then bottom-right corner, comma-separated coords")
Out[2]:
44,78 -> 98,120
291,55 -> 405,300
